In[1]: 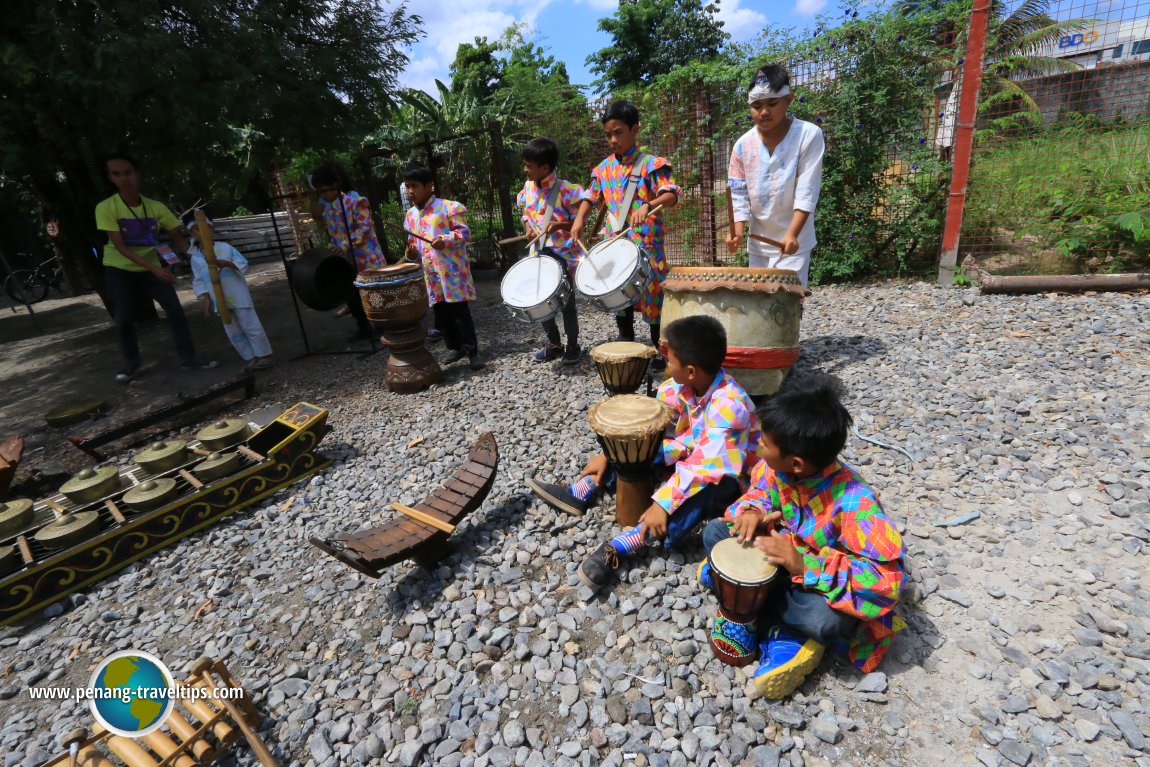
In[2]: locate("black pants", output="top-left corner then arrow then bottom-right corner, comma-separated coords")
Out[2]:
105,266 -> 196,368
615,307 -> 660,347
346,290 -> 373,333
432,300 -> 478,353
542,292 -> 579,348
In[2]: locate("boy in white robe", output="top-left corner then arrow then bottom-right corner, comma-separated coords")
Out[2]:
185,214 -> 274,372
727,64 -> 825,287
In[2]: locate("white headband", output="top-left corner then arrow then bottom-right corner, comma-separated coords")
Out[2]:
748,83 -> 790,103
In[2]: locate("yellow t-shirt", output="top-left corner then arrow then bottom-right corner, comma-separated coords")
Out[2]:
95,194 -> 180,271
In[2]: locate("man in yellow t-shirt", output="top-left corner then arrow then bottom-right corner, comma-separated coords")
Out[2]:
96,153 -> 217,382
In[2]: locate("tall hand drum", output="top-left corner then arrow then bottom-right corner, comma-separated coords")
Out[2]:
590,342 -> 656,395
501,256 -> 571,323
661,268 -> 809,396
587,395 -> 674,526
575,238 -> 652,313
708,537 -> 779,666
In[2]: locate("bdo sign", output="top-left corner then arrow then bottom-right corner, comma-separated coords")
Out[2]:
1059,29 -> 1099,48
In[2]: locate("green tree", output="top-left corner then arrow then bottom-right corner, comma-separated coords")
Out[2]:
449,37 -> 506,101
587,0 -> 730,91
0,0 -> 420,298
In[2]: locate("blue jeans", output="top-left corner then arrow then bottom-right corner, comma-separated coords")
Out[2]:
609,470 -> 740,549
701,518 -> 858,646
105,266 -> 196,368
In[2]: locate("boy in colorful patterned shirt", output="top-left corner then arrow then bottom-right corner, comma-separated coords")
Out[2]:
569,101 -> 680,364
516,136 -> 590,365
403,166 -> 484,371
699,373 -> 905,698
528,316 -> 763,591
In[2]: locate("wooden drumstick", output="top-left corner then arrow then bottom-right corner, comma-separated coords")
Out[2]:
381,219 -> 435,246
724,189 -> 786,249
748,232 -> 787,249
211,658 -> 263,726
189,656 -> 281,767
61,726 -> 87,767
608,204 -> 664,241
196,210 -> 232,326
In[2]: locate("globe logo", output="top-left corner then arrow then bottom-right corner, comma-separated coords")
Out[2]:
88,651 -> 175,737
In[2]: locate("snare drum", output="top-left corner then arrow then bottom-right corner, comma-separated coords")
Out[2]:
708,537 -> 779,666
575,238 -> 653,313
590,342 -> 656,395
501,256 -> 571,323
587,394 -> 674,525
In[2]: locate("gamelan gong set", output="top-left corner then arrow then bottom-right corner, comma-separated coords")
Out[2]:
42,656 -> 279,767
0,403 -> 331,626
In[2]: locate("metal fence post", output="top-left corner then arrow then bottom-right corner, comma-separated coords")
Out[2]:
937,0 -> 992,286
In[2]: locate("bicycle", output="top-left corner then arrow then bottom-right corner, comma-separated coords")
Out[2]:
4,254 -> 67,305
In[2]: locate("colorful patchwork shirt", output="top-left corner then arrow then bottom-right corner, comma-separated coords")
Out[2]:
321,191 -> 385,272
516,173 -> 590,268
404,197 -> 476,304
588,146 -> 681,324
652,369 -> 764,515
725,460 -> 906,672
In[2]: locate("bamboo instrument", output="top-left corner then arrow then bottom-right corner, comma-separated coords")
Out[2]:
195,210 -> 231,326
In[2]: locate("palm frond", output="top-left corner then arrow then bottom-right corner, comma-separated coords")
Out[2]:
996,0 -> 1060,44
979,74 -> 1040,114
988,52 -> 1082,79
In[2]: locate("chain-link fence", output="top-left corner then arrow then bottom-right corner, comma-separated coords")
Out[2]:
956,1 -> 1150,276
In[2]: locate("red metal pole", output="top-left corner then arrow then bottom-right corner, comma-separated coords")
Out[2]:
937,0 -> 992,286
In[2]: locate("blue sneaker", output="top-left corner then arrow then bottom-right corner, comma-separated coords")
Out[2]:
752,626 -> 824,699
696,559 -> 714,590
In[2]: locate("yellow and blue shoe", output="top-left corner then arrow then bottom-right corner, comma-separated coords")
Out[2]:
696,559 -> 714,590
752,626 -> 824,699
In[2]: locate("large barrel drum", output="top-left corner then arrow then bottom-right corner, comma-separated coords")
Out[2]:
355,262 -> 428,331
661,267 -> 808,396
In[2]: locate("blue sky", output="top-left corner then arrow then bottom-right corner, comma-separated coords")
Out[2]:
396,0 -> 843,94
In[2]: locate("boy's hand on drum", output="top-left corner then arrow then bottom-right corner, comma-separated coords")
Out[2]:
431,236 -> 447,251
630,203 -> 651,229
730,510 -> 762,542
405,244 -> 420,261
569,221 -> 585,245
780,233 -> 800,255
755,529 -> 804,576
579,454 -> 609,485
639,504 -> 669,541
547,221 -> 570,234
725,231 -> 741,254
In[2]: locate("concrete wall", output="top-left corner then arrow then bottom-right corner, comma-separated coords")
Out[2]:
1015,60 -> 1150,124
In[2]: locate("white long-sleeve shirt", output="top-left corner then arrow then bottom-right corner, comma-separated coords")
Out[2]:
728,119 -> 825,277
189,241 -> 254,311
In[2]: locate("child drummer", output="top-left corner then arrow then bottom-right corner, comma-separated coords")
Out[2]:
727,64 -> 825,288
517,136 -> 590,365
403,166 -> 485,370
528,316 -> 763,591
569,101 -> 679,367
699,374 -> 905,698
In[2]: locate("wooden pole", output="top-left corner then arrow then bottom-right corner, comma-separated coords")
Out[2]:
194,211 -> 232,326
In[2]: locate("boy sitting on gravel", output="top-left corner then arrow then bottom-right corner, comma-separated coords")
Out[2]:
698,374 -> 905,698
528,316 -> 763,591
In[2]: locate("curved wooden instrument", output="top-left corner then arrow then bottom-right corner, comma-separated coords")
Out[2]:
195,210 -> 231,326
310,432 -> 498,576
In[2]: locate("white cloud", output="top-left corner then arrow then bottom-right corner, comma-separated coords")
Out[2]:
572,0 -> 619,10
398,0 -> 555,94
716,0 -> 768,40
794,0 -> 829,15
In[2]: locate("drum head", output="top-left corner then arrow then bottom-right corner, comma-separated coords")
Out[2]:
590,341 -> 657,364
502,257 -> 563,308
710,538 -> 777,585
575,239 -> 640,296
587,394 -> 673,438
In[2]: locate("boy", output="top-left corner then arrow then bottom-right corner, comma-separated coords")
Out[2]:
699,374 -> 905,698
517,136 -> 590,365
95,152 -> 217,383
528,316 -> 762,591
403,166 -> 484,370
727,64 -> 825,288
184,214 -> 274,373
569,101 -> 679,360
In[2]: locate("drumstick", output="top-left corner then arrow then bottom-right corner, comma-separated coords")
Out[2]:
381,219 -> 436,246
605,204 -> 664,243
725,189 -> 786,249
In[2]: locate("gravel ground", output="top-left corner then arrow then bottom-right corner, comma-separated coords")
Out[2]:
1,281 -> 1148,767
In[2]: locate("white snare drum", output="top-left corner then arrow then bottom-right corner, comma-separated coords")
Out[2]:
500,256 -> 571,323
575,237 -> 652,313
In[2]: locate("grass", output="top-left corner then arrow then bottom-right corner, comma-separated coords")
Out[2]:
964,122 -> 1150,274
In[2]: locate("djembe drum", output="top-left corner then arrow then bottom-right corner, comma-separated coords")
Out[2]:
356,264 -> 443,394
587,395 -> 674,526
661,268 -> 809,396
590,342 -> 656,395
708,538 -> 779,666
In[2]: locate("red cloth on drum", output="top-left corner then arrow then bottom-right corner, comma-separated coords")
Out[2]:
725,346 -> 801,370
651,369 -> 764,516
588,146 -> 680,325
517,172 -> 590,268
404,197 -> 476,305
725,460 -> 906,672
